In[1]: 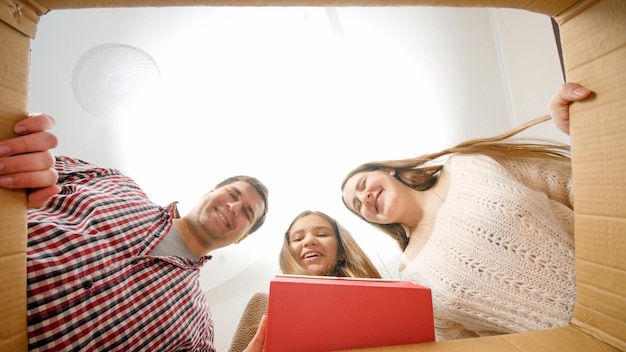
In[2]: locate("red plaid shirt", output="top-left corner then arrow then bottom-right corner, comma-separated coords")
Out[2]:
27,156 -> 215,351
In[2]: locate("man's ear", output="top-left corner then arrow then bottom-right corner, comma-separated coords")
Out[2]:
235,233 -> 249,244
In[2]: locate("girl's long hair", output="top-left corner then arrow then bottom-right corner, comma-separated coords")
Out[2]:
279,210 -> 382,278
341,115 -> 571,250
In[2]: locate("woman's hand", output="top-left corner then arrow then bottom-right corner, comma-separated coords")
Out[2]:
550,82 -> 593,135
242,315 -> 267,352
0,113 -> 60,208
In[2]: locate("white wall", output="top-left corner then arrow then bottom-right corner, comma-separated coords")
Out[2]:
29,6 -> 564,351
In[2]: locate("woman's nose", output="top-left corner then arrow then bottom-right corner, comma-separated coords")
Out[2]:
359,191 -> 372,206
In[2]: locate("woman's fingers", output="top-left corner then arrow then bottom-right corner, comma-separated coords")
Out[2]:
549,82 -> 592,135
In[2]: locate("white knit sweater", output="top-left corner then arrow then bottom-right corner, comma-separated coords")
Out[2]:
399,154 -> 575,341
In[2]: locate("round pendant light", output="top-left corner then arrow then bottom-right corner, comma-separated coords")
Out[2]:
72,43 -> 161,120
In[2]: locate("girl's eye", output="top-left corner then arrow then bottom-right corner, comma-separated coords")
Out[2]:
353,178 -> 367,212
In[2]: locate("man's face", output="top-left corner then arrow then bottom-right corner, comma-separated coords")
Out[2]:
190,180 -> 266,249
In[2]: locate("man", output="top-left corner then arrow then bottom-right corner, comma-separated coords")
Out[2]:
0,113 -> 268,351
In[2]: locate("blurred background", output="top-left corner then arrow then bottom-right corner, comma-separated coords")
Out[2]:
28,6 -> 565,350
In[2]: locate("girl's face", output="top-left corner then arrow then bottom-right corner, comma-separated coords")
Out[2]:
342,169 -> 407,225
287,214 -> 340,276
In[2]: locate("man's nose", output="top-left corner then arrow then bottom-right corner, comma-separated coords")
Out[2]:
228,201 -> 242,215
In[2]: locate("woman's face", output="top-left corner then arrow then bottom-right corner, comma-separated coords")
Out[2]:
287,214 -> 340,276
342,169 -> 407,224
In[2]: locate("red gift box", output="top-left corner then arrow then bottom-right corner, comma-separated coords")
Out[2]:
264,275 -> 435,352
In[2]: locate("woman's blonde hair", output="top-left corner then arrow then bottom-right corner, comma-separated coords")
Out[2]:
341,115 -> 571,251
279,210 -> 382,279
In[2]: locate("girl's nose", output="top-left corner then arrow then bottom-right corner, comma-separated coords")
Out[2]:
303,234 -> 317,247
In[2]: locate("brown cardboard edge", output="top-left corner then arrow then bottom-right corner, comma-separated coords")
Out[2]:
552,0 -> 599,24
0,0 -> 47,38
341,327 -> 621,351
0,4 -> 32,351
36,0 -> 577,16
0,0 -> 621,351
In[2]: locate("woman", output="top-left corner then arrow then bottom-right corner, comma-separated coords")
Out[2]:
279,210 -> 382,278
340,83 -> 592,341
229,210 -> 381,352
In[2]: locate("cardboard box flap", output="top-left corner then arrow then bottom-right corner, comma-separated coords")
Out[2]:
0,0 -> 46,38
33,0 -> 580,17
0,1 -> 35,349
556,0 -> 626,76
345,326 -> 621,351
554,0 -> 626,350
2,0 -> 625,351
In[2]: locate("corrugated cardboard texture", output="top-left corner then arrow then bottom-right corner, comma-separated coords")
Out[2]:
346,327 -> 622,352
555,0 -> 626,350
0,16 -> 32,352
0,0 -> 46,38
1,0 -> 624,351
34,0 -> 580,16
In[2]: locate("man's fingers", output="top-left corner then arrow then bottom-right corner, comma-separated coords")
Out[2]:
27,185 -> 62,208
0,168 -> 58,189
0,151 -> 55,175
0,132 -> 58,157
17,113 -> 57,135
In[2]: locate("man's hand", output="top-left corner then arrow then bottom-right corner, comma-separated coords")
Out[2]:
0,113 -> 60,208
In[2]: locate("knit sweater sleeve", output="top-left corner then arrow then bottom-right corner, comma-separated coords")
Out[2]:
494,156 -> 573,210
399,154 -> 576,341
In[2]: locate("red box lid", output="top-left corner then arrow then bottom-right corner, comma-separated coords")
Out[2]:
264,275 -> 435,352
